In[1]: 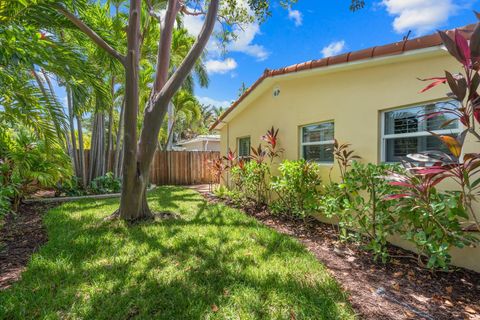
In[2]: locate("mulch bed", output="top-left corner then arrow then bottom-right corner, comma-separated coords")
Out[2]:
0,202 -> 54,290
203,194 -> 480,320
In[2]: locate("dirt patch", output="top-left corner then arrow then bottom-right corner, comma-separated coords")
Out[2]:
0,202 -> 54,290
204,194 -> 480,320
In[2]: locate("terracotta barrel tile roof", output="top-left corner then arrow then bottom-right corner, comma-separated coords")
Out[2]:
210,23 -> 476,131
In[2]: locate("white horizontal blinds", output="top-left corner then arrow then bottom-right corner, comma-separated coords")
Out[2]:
238,137 -> 251,158
383,101 -> 460,162
301,122 -> 334,163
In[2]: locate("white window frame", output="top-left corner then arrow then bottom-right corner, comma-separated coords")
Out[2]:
237,136 -> 251,159
300,121 -> 335,165
380,100 -> 461,163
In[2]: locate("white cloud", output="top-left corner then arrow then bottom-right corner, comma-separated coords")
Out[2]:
197,96 -> 232,108
205,58 -> 238,74
183,12 -> 204,38
382,0 -> 457,35
321,40 -> 346,58
288,9 -> 303,27
182,3 -> 269,61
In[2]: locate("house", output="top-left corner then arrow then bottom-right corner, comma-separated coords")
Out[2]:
175,135 -> 220,152
210,23 -> 480,272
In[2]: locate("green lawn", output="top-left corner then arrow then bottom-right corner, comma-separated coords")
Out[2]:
0,187 -> 355,319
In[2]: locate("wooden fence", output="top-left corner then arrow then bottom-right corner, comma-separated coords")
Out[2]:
83,150 -> 220,186
149,151 -> 220,185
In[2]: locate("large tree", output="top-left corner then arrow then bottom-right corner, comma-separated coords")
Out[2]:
5,0 -> 362,221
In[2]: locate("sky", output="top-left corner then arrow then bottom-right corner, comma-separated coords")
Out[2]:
51,0 -> 480,112
190,0 -> 480,110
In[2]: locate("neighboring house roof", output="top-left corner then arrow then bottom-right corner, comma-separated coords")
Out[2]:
176,135 -> 220,146
210,23 -> 475,131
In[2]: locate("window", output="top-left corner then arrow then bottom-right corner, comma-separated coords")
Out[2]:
300,121 -> 334,163
382,101 -> 461,162
238,137 -> 251,159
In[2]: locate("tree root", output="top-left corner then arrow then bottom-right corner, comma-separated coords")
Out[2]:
103,210 -> 120,222
103,209 -> 180,223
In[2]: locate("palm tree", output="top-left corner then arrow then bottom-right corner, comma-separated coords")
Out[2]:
162,90 -> 202,149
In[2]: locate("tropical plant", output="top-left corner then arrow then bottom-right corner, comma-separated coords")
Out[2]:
0,128 -> 72,211
389,16 -> 480,232
89,172 -> 122,194
270,159 -> 322,217
261,126 -> 284,163
387,168 -> 477,269
330,139 -> 361,181
340,162 -> 401,262
231,160 -> 270,207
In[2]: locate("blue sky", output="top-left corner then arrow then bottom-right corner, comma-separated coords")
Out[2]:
193,0 -> 480,109
52,0 -> 480,111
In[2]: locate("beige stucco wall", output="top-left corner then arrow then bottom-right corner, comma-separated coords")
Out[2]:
218,49 -> 480,272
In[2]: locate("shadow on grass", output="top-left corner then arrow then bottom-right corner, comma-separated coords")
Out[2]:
0,186 -> 354,319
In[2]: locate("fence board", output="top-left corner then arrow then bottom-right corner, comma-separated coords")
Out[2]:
82,150 -> 220,185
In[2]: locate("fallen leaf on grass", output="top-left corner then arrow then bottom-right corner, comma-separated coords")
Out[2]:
444,300 -> 453,307
211,304 -> 219,312
404,310 -> 416,318
393,271 -> 404,278
392,283 -> 400,291
446,286 -> 453,294
465,306 -> 477,314
290,310 -> 296,320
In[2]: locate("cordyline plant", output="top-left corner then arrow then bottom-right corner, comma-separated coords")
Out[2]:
261,126 -> 284,162
389,16 -> 480,232
250,126 -> 284,164
210,126 -> 283,205
329,139 -> 361,181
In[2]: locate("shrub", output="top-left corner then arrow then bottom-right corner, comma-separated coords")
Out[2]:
341,162 -> 401,261
55,176 -> 87,197
231,160 -> 270,207
270,159 -> 322,217
213,184 -> 243,205
387,169 -> 478,269
88,172 -> 121,195
0,129 -> 72,211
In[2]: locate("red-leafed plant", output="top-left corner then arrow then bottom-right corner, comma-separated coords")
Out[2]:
392,16 -> 480,232
208,158 -> 227,186
222,148 -> 237,168
261,126 -> 284,162
330,139 -> 361,181
250,144 -> 268,164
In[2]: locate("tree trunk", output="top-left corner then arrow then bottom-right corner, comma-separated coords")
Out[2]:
117,0 -> 219,221
166,101 -> 175,150
105,76 -> 115,172
114,98 -> 125,178
89,111 -> 106,182
117,0 -> 151,221
66,87 -> 80,177
76,115 -> 87,187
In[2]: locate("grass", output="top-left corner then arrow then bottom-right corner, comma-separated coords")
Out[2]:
0,186 -> 355,319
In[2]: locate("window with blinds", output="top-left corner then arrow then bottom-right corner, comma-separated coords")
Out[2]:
382,101 -> 460,162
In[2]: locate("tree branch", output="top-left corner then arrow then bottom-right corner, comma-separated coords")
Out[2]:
136,0 -> 219,169
153,0 -> 180,92
145,0 -> 163,23
154,0 -> 219,104
54,4 -> 126,65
